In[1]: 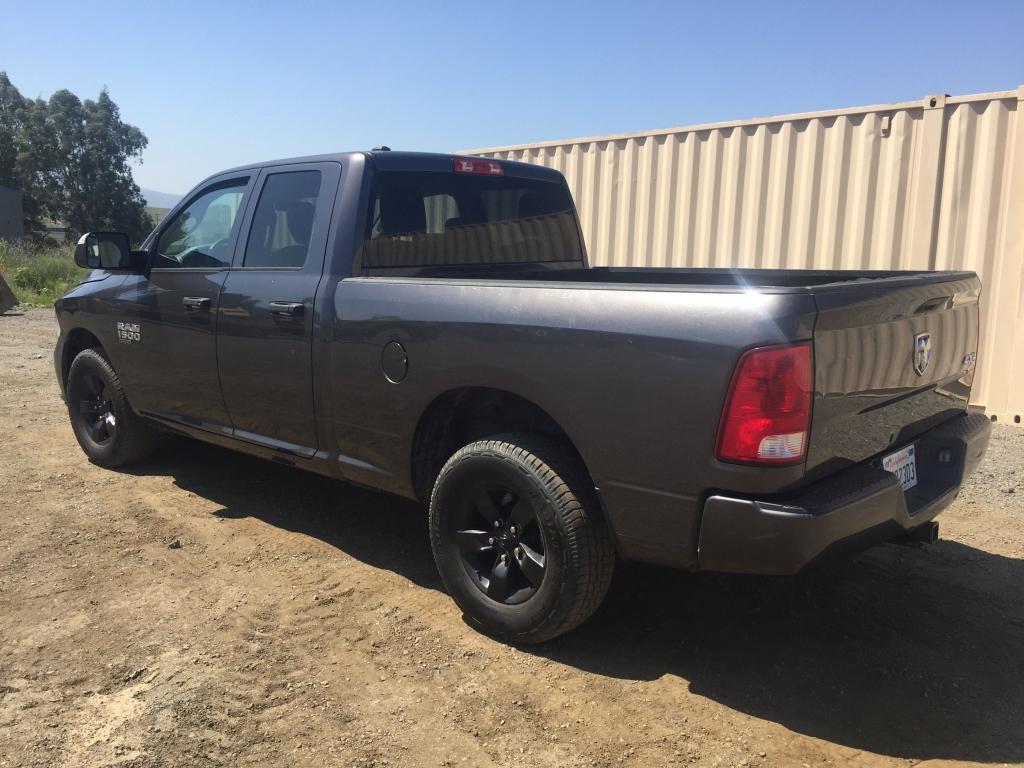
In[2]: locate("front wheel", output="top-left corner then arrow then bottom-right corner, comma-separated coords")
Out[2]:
429,433 -> 615,643
66,348 -> 160,468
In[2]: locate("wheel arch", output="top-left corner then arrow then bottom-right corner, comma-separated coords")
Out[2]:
410,387 -> 593,503
61,328 -> 104,389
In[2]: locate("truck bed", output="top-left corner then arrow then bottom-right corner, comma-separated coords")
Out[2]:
389,264 -> 978,292
431,266 -> 979,473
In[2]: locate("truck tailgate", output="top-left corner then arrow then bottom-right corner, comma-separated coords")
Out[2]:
806,272 -> 980,476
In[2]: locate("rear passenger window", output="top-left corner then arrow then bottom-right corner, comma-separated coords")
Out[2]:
243,171 -> 322,268
361,171 -> 583,270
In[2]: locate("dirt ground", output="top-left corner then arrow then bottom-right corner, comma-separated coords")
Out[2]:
1,307 -> 1022,768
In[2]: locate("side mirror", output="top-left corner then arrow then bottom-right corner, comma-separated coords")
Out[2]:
74,232 -> 147,271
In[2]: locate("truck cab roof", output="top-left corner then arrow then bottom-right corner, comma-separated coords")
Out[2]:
205,150 -> 561,185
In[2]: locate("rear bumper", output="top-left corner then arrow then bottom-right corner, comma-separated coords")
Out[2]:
697,411 -> 992,575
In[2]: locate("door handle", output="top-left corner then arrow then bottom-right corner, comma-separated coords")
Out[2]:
269,301 -> 305,317
183,296 -> 211,312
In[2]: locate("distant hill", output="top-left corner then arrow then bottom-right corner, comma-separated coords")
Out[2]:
140,188 -> 182,208
146,207 -> 171,225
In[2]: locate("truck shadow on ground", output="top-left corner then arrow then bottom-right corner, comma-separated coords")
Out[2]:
554,552 -> 1024,764
133,438 -> 1024,765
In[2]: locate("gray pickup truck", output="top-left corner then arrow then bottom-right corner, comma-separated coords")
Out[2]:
54,151 -> 991,642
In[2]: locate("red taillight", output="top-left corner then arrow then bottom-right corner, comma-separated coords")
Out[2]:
452,157 -> 504,176
716,342 -> 813,466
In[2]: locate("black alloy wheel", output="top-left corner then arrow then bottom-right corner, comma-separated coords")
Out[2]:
75,372 -> 118,447
452,482 -> 548,605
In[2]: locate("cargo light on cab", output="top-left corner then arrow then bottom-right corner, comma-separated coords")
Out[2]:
716,342 -> 813,466
453,157 -> 504,176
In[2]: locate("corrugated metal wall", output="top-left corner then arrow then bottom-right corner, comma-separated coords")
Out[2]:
463,87 -> 1024,425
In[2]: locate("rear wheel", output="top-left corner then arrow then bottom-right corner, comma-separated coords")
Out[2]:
429,433 -> 614,643
66,348 -> 160,468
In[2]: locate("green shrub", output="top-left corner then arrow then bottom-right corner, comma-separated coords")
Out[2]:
0,238 -> 85,306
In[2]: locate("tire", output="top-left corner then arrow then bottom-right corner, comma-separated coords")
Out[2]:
66,347 -> 161,468
429,433 -> 615,643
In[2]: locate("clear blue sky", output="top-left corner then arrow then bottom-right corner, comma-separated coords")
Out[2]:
3,0 -> 1022,195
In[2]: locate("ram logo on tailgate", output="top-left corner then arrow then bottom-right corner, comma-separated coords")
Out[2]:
913,332 -> 933,376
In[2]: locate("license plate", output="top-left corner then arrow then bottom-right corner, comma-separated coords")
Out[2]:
882,444 -> 918,491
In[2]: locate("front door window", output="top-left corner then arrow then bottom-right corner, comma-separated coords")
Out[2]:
154,180 -> 248,268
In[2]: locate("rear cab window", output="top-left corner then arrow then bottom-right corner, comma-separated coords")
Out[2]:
360,169 -> 584,272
